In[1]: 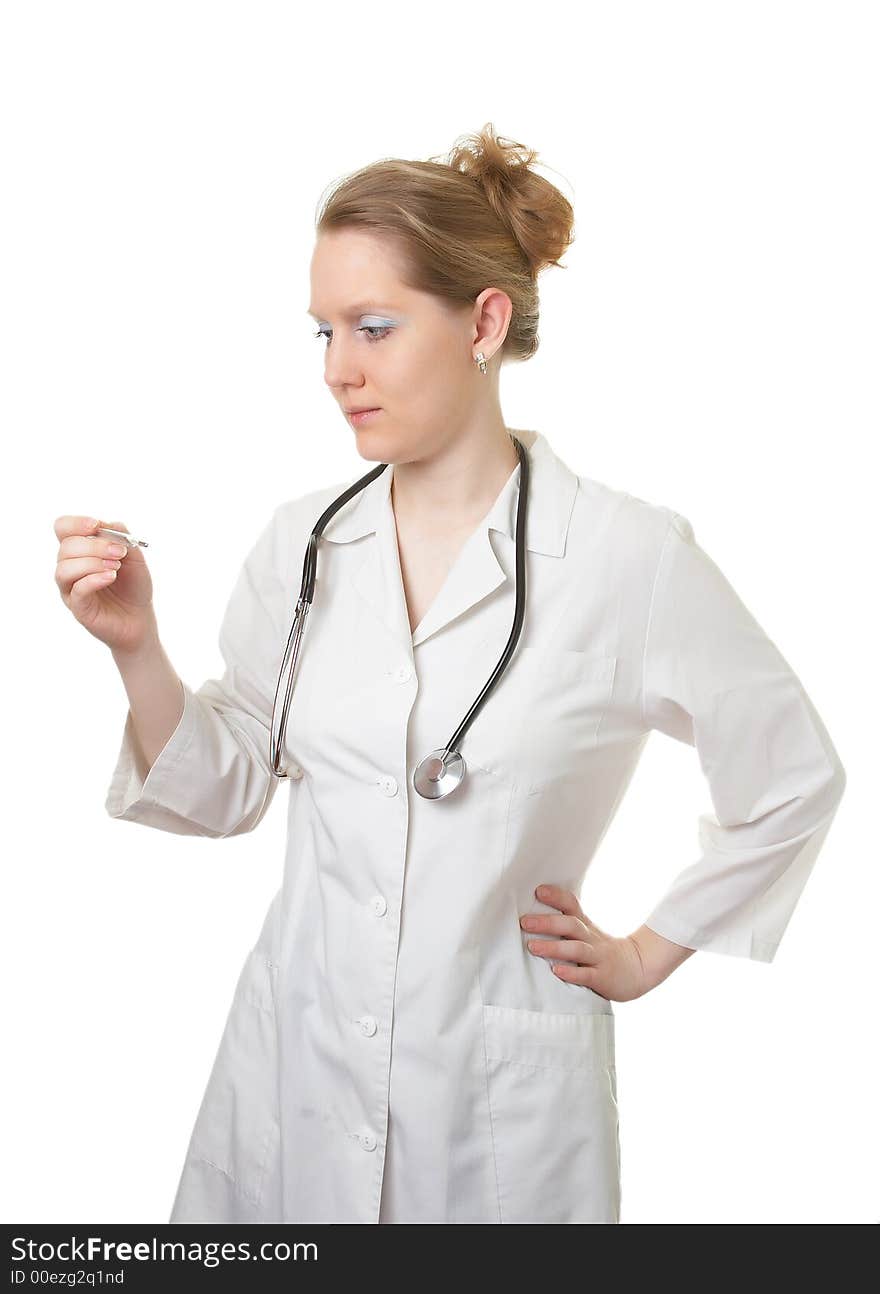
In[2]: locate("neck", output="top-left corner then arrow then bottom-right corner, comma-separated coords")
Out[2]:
390,422 -> 521,535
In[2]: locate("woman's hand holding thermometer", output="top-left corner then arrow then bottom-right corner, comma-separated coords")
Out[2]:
54,515 -> 159,657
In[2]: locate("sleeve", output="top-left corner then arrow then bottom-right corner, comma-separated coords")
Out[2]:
104,502 -> 295,839
640,511 -> 847,963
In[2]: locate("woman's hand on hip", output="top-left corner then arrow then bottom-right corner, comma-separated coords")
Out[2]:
519,884 -> 651,1003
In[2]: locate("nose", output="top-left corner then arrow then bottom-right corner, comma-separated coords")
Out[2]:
323,338 -> 366,394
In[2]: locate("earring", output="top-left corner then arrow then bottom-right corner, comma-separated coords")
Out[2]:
475,351 -> 488,375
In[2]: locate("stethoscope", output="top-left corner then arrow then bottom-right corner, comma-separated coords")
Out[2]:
270,432 -> 530,800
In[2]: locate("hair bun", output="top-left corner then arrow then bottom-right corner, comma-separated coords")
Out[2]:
439,121 -> 574,276
446,122 -> 538,187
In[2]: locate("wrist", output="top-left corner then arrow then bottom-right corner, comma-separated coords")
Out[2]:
628,923 -> 696,991
111,630 -> 162,669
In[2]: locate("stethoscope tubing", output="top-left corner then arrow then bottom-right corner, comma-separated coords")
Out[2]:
269,434 -> 529,798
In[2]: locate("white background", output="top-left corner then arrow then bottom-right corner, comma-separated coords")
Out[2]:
2,0 -> 875,1225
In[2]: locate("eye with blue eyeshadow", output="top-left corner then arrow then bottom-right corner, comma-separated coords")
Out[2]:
313,317 -> 399,345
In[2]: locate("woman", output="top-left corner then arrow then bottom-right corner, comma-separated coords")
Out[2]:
54,124 -> 846,1224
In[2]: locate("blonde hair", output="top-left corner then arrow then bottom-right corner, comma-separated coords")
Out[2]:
314,122 -> 575,363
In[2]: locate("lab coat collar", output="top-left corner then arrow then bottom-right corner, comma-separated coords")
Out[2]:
321,429 -> 577,558
320,429 -> 579,652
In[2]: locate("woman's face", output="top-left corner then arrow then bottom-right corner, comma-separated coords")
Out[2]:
308,228 -> 502,464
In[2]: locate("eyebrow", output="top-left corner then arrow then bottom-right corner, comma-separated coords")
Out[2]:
306,302 -> 397,320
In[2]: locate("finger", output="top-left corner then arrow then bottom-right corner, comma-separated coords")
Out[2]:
527,938 -> 594,964
521,913 -> 584,937
54,515 -> 103,541
551,962 -> 607,996
59,533 -> 130,562
68,568 -> 121,601
534,884 -> 582,917
56,555 -> 122,593
534,885 -> 599,936
53,516 -> 129,542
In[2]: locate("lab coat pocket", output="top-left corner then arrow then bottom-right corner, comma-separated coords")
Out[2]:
466,649 -> 617,796
481,1004 -> 621,1223
177,948 -> 280,1219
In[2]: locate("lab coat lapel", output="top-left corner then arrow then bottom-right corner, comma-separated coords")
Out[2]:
321,429 -> 578,655
403,426 -> 578,648
323,463 -> 413,660
409,527 -> 507,648
343,471 -> 508,654
350,500 -> 415,660
406,430 -> 579,648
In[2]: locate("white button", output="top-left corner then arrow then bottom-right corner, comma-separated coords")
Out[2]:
379,775 -> 398,797
369,895 -> 387,917
394,664 -> 413,684
358,1015 -> 378,1037
359,1131 -> 377,1152
288,764 -> 303,780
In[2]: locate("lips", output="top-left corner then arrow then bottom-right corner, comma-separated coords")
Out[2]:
346,407 -> 382,427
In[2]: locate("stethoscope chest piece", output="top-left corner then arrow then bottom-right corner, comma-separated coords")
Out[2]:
413,748 -> 466,800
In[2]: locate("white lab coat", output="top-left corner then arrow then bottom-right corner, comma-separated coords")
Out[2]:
105,428 -> 846,1224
